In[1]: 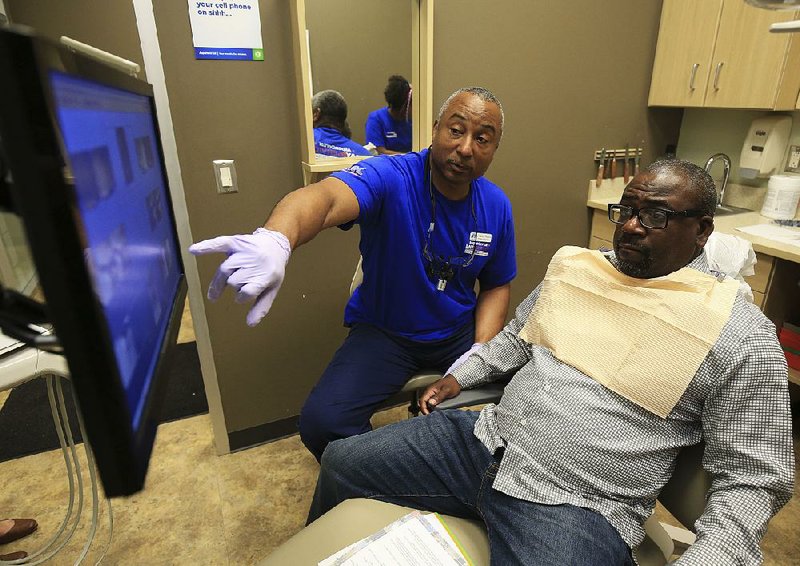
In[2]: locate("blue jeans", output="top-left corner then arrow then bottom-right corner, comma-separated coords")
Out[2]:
298,322 -> 474,461
310,410 -> 633,566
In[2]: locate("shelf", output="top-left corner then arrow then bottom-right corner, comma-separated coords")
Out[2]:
302,156 -> 370,174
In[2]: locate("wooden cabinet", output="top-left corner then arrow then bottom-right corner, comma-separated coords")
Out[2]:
589,209 -> 615,251
649,0 -> 800,110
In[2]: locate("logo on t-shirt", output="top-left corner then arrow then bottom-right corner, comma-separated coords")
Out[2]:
386,131 -> 398,138
344,164 -> 366,177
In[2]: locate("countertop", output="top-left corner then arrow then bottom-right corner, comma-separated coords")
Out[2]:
587,179 -> 800,264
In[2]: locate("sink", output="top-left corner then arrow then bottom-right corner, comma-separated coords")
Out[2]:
714,204 -> 750,216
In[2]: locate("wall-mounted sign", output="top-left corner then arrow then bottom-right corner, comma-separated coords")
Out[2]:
188,0 -> 264,61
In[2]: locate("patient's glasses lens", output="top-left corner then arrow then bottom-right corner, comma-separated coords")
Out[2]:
638,208 -> 668,229
608,205 -> 668,229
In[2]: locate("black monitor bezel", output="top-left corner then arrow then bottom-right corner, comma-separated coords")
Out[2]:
0,26 -> 187,496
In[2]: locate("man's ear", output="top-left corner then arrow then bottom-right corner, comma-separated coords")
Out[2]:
432,120 -> 438,137
312,108 -> 321,123
696,216 -> 714,248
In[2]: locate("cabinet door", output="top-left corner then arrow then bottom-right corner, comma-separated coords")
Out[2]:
705,1 -> 799,109
648,0 -> 723,108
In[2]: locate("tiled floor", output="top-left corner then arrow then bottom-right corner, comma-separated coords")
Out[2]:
1,300 -> 798,564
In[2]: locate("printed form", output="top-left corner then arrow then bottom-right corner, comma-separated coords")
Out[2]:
319,511 -> 471,566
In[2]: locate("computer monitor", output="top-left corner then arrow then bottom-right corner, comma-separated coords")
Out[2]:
0,26 -> 187,496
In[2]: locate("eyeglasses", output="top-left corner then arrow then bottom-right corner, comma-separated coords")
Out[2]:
607,204 -> 705,230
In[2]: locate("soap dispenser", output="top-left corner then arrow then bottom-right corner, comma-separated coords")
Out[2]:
739,115 -> 792,179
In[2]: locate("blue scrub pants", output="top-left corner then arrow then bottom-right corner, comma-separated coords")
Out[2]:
298,322 -> 474,461
309,410 -> 634,566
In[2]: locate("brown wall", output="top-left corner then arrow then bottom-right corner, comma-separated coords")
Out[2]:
6,1 -> 685,445
7,1 -> 144,73
151,1 -> 359,435
434,1 -> 683,309
306,0 -> 412,146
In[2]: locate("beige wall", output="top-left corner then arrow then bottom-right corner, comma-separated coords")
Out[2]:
306,0 -> 412,146
6,1 -> 144,73
434,1 -> 682,308
6,0 -> 686,447
150,1 -> 359,436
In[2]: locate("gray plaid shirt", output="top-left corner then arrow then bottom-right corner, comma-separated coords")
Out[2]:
452,251 -> 794,565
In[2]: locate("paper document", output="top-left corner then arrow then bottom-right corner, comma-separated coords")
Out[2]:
319,511 -> 471,566
736,224 -> 800,249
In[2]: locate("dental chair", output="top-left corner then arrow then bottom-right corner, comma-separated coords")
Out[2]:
258,441 -> 709,565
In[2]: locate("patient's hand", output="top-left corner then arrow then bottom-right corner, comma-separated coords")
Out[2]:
419,375 -> 462,415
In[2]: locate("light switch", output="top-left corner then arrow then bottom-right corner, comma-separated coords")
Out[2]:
212,159 -> 238,193
220,166 -> 233,187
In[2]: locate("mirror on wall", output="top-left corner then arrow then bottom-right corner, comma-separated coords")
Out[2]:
306,0 -> 412,157
290,0 -> 433,184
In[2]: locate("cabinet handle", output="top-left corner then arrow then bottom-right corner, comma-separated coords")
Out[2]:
688,63 -> 700,91
713,62 -> 724,91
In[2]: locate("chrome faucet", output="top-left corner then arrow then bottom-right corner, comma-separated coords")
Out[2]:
704,153 -> 731,207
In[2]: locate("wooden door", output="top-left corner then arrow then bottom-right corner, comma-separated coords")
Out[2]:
648,0 -> 723,107
705,0 -> 799,109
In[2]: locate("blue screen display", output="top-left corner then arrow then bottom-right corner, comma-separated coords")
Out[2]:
49,72 -> 181,430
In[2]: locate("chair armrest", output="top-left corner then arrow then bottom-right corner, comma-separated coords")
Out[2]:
434,382 -> 506,410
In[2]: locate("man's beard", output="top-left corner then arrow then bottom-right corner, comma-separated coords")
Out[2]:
615,236 -> 653,278
616,256 -> 653,278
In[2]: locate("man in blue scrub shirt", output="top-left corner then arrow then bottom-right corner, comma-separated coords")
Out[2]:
190,87 -> 516,460
364,75 -> 412,154
312,90 -> 371,158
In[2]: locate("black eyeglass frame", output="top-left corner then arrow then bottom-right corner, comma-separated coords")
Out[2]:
607,203 -> 706,230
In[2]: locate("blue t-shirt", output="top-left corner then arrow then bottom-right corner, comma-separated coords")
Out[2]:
314,127 -> 371,158
365,107 -> 412,153
332,149 -> 516,341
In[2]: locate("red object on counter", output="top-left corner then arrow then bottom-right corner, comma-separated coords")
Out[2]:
779,323 -> 800,370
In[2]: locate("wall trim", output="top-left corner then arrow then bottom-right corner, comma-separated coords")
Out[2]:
228,415 -> 300,452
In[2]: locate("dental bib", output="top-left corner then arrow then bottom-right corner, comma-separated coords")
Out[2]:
519,246 -> 739,418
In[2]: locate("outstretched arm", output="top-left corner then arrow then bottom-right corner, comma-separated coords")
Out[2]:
189,176 -> 359,326
264,176 -> 359,248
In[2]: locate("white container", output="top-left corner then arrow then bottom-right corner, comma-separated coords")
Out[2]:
761,174 -> 800,220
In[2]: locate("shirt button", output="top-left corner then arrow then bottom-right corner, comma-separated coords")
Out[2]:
520,418 -> 527,425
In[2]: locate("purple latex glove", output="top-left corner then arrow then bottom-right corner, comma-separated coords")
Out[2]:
189,228 -> 291,327
444,342 -> 483,376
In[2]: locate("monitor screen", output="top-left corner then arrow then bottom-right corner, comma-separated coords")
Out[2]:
0,27 -> 187,495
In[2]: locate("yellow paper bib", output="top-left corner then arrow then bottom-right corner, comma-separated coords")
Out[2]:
519,246 -> 739,418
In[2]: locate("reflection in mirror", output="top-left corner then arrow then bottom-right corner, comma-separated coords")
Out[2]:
305,0 -> 412,158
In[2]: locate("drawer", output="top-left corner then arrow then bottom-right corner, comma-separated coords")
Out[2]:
589,236 -> 613,251
744,253 -> 774,295
591,208 -> 616,242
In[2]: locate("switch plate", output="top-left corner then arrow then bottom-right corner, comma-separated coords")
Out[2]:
785,145 -> 800,173
213,159 -> 238,193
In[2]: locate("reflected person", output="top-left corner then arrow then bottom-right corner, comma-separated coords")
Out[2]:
190,87 -> 516,461
312,90 -> 371,158
365,75 -> 412,155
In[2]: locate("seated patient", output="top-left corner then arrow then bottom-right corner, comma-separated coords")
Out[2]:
365,75 -> 412,155
311,90 -> 371,158
309,159 -> 795,565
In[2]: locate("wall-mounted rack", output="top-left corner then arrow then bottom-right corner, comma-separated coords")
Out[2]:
594,147 -> 642,161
